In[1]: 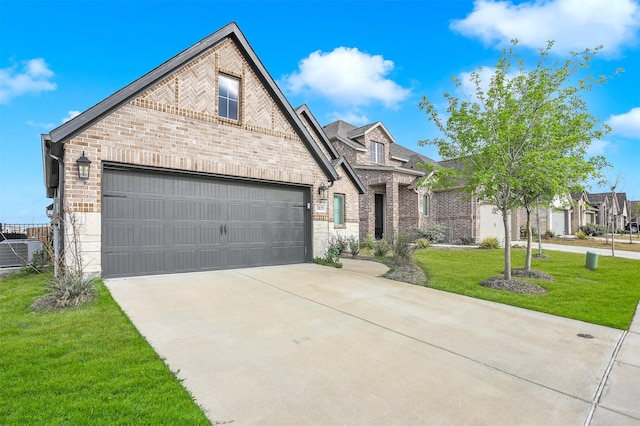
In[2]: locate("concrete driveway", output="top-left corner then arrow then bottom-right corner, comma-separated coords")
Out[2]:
105,259 -> 636,425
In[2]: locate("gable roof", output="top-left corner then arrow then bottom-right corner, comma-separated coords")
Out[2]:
42,22 -> 338,193
347,121 -> 395,143
616,192 -> 628,210
323,120 -> 358,140
295,105 -> 365,194
587,192 -> 609,204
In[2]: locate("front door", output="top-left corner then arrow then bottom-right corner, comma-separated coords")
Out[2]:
374,193 -> 385,239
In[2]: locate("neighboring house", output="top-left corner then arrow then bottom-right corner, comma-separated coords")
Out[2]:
515,194 -> 573,237
322,119 -> 528,244
322,120 -> 434,239
295,105 -> 366,243
587,192 -> 624,230
629,200 -> 640,222
587,193 -> 610,227
615,193 -> 629,230
41,23 -> 354,278
570,191 -> 597,233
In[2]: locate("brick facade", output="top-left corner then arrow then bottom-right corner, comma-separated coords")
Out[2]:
59,35 -> 337,273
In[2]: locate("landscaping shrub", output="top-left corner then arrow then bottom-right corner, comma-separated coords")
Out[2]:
520,225 -> 537,238
415,238 -> 432,249
362,235 -> 376,250
479,237 -> 500,249
347,236 -> 360,257
458,236 -> 475,245
328,234 -> 349,254
389,233 -> 415,261
544,229 -> 556,239
579,223 -> 606,236
373,238 -> 390,257
31,273 -> 97,312
417,222 -> 446,243
575,231 -> 587,240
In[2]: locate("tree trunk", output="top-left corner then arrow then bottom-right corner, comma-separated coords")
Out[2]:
525,208 -> 532,271
503,208 -> 512,280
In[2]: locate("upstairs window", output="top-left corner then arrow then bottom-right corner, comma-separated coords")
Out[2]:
334,194 -> 345,226
423,194 -> 429,216
370,141 -> 384,164
218,74 -> 239,120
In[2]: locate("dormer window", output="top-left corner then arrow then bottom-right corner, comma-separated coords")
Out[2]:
218,74 -> 239,120
370,141 -> 384,164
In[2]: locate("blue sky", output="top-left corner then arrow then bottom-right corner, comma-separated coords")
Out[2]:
1,0 -> 639,224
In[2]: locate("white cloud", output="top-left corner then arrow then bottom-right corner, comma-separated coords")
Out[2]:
25,110 -> 82,131
587,139 -> 611,155
607,107 -> 640,138
283,47 -> 410,108
0,58 -> 57,103
62,110 -> 81,123
329,110 -> 370,126
451,0 -> 640,55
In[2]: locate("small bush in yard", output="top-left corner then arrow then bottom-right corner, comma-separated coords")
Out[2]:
417,222 -> 446,243
373,238 -> 390,257
576,231 -> 587,240
479,237 -> 500,249
458,236 -> 475,245
415,238 -> 432,249
520,225 -> 538,238
328,234 -> 348,254
389,234 -> 415,260
347,236 -> 360,257
579,223 -> 606,236
32,273 -> 98,312
362,235 -> 376,250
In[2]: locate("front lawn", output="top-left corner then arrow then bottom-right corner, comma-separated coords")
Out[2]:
0,272 -> 210,425
414,248 -> 640,330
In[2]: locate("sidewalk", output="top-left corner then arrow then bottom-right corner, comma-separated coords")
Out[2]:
513,241 -> 640,260
590,303 -> 640,424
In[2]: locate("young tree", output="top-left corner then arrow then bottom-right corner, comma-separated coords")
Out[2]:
419,40 -> 614,281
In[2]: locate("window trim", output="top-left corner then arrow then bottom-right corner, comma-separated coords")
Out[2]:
370,141 -> 384,164
218,73 -> 240,121
333,193 -> 345,226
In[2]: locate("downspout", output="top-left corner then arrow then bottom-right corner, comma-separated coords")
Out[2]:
47,142 -> 65,278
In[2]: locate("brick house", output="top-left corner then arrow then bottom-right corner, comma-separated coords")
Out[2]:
41,23 -> 361,278
295,106 -> 365,244
322,120 -> 435,239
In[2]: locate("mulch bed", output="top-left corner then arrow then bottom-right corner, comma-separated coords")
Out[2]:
481,276 -> 548,294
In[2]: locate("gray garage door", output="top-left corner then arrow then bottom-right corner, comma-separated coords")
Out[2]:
102,166 -> 310,278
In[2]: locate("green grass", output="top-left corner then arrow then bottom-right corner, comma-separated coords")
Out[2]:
0,272 -> 210,425
414,248 -> 640,330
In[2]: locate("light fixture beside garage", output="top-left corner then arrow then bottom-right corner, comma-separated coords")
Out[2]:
76,151 -> 91,180
318,183 -> 329,201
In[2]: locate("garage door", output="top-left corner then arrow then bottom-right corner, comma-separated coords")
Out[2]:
102,166 -> 310,278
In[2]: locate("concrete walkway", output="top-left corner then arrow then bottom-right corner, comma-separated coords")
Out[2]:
106,260 -> 639,425
514,241 -> 640,260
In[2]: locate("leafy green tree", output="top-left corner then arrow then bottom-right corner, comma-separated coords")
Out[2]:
419,41 -> 615,280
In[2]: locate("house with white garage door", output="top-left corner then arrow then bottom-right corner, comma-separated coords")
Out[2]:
41,22 -> 362,278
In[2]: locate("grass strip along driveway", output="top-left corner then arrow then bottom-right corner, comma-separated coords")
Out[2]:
415,248 -> 640,330
0,272 -> 209,425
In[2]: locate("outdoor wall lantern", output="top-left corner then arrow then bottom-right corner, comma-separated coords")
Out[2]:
318,182 -> 329,201
76,151 -> 91,180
